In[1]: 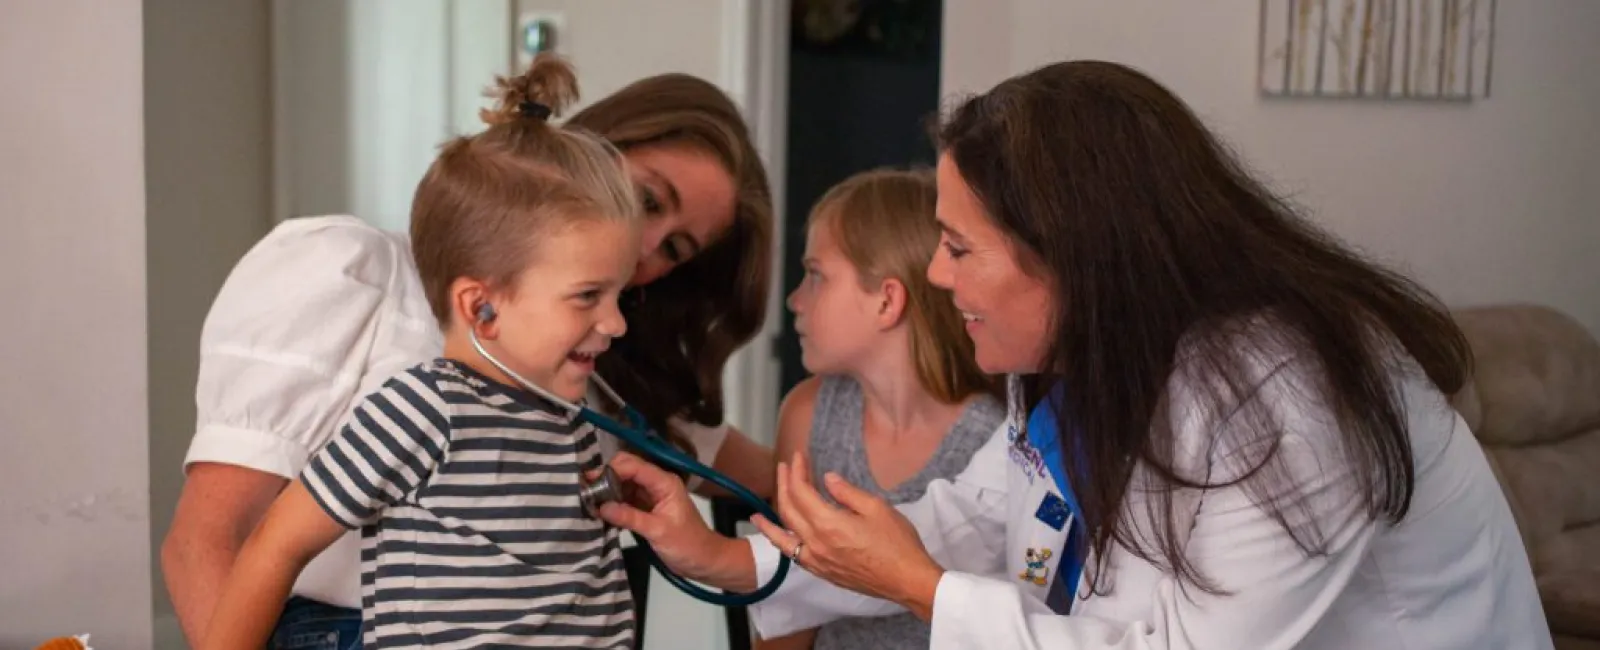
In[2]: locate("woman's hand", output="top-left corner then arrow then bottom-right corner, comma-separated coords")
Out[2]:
751,453 -> 947,621
595,452 -> 758,592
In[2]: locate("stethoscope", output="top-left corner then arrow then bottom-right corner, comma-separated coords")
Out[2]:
469,302 -> 792,606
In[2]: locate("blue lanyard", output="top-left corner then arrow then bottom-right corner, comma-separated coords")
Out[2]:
1026,387 -> 1085,612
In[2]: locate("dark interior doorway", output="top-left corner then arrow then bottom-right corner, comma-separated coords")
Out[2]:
776,0 -> 944,395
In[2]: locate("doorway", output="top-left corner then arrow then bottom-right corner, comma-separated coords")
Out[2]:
777,0 -> 945,393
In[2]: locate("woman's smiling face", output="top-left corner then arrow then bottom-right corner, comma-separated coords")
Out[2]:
926,153 -> 1056,375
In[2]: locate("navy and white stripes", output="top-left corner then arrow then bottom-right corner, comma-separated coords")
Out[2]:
303,359 -> 632,649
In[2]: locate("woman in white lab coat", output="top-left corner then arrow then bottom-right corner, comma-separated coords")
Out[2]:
597,60 -> 1554,649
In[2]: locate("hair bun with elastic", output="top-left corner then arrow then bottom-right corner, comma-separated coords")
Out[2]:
519,101 -> 554,121
481,53 -> 580,126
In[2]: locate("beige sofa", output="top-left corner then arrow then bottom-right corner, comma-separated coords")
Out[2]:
1452,305 -> 1600,649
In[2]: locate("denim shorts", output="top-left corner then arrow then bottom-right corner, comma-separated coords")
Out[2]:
269,596 -> 362,650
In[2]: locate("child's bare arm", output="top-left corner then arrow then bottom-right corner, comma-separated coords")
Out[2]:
199,482 -> 346,650
675,376 -> 821,502
692,425 -> 777,500
773,377 -> 821,467
197,366 -> 448,649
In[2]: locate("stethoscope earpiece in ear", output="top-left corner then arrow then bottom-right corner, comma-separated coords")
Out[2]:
476,303 -> 497,324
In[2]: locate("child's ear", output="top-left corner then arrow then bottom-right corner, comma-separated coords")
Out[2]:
876,277 -> 908,330
449,277 -> 497,339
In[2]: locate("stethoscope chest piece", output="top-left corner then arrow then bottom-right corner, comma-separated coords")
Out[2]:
579,464 -> 624,519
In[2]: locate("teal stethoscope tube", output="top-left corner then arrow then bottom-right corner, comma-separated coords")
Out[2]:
469,324 -> 792,606
575,402 -> 793,606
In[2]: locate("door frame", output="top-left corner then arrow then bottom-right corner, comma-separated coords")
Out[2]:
719,0 -> 790,445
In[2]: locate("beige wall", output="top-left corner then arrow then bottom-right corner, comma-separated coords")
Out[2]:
0,1 -> 153,647
274,0 -> 451,231
513,0 -> 734,114
143,0 -> 275,646
277,0 -> 736,233
943,0 -> 1600,335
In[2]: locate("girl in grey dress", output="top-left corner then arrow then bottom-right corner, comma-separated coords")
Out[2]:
763,168 -> 1004,650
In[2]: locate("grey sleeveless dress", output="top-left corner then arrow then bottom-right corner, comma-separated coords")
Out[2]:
805,376 -> 1005,650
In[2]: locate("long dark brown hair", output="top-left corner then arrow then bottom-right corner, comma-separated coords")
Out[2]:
566,75 -> 773,438
937,61 -> 1471,595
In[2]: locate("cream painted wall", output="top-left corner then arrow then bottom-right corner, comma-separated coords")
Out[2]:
0,1 -> 153,648
279,0 -> 736,231
942,0 -> 1600,335
143,0 -> 275,647
274,0 -> 452,232
513,0 -> 735,114
451,0 -> 515,137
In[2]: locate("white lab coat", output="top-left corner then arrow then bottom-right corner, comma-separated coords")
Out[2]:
748,349 -> 1553,649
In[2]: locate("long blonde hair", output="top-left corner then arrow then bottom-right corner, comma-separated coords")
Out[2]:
809,168 -> 997,403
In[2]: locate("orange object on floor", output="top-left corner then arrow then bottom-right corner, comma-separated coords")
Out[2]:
34,634 -> 90,650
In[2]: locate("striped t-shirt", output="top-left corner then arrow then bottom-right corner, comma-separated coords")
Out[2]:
302,358 -> 633,649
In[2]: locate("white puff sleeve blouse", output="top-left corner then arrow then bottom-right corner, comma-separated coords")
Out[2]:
185,216 -> 442,480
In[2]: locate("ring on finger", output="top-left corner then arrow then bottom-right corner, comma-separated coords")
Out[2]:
788,541 -> 805,566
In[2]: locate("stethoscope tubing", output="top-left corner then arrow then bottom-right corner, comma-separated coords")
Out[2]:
470,330 -> 793,606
